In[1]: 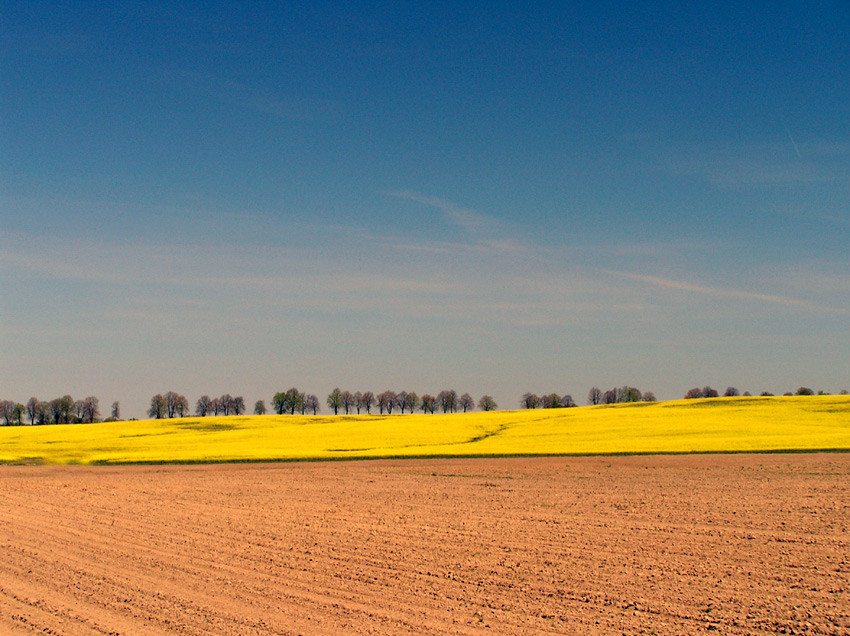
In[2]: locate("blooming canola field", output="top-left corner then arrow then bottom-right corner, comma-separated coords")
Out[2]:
1,395 -> 848,465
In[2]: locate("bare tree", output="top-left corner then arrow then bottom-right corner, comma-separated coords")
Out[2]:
438,390 -> 458,413
341,391 -> 355,415
385,391 -> 398,414
477,395 -> 497,411
36,401 -> 50,425
304,394 -> 320,415
232,396 -> 245,416
361,391 -> 374,415
149,394 -> 166,419
702,386 -> 719,398
684,388 -> 703,399
80,396 -> 100,423
111,401 -> 120,420
165,391 -> 180,418
393,391 -> 407,414
3,402 -> 25,425
542,393 -> 561,409
353,391 -> 364,414
795,387 -> 814,396
641,391 -> 656,402
196,395 -> 212,417
404,391 -> 419,414
254,400 -> 266,415
521,393 -> 540,409
220,394 -> 234,416
724,387 -> 740,397
175,395 -> 190,417
25,397 -> 39,425
48,399 -> 62,424
377,391 -> 394,415
1,400 -> 16,425
420,394 -> 435,414
327,388 -> 342,415
560,394 -> 576,407
587,387 -> 602,406
601,390 -> 617,405
458,393 -> 475,413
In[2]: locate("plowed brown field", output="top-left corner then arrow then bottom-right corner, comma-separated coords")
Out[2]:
1,454 -> 848,635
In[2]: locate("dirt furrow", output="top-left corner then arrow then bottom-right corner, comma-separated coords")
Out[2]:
1,455 -> 849,635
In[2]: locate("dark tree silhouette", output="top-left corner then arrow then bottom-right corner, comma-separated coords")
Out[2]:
81,396 -> 100,423
404,391 -> 419,414
196,395 -> 212,417
149,394 -> 166,419
304,394 -> 320,415
477,395 -> 497,411
25,397 -> 39,426
272,392 -> 287,415
521,393 -> 540,409
327,388 -> 342,415
459,393 -> 475,413
361,391 -> 374,415
341,391 -> 355,415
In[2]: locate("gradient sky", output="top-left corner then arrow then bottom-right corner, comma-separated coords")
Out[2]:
2,2 -> 849,418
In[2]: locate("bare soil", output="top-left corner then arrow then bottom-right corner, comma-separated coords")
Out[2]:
1,454 -> 848,635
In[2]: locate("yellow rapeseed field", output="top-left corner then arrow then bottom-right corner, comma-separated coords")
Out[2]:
1,396 -> 848,465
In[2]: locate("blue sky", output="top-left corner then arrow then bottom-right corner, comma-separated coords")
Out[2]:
2,1 -> 849,418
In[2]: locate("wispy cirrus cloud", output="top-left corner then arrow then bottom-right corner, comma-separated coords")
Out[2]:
609,270 -> 814,308
382,191 -> 528,255
664,139 -> 850,188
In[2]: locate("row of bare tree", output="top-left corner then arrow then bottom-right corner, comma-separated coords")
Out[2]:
682,386 -> 847,399
0,396 -> 116,426
267,388 -> 493,416
585,386 -> 655,406
4,384 -> 846,426
148,393 -> 247,419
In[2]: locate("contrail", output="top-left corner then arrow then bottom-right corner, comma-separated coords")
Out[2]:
785,127 -> 802,158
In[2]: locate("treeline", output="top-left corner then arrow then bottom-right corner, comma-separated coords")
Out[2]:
3,384 -> 847,426
585,386 -> 655,405
152,389 -> 491,419
0,395 -> 117,426
683,386 -> 846,399
271,388 -> 489,416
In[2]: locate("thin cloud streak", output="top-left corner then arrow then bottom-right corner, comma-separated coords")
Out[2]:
609,270 -> 814,308
382,191 -> 529,255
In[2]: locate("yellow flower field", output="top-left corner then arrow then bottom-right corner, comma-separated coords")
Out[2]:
1,395 -> 848,465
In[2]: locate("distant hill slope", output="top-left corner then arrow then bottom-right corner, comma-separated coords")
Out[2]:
1,396 -> 848,465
